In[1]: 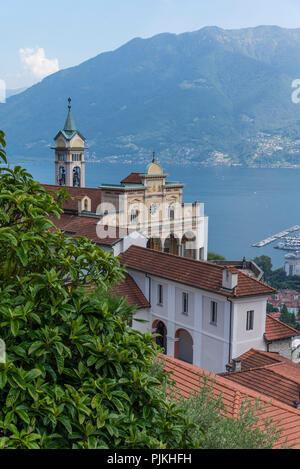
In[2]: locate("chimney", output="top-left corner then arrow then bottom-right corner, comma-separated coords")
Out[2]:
232,359 -> 242,372
222,268 -> 238,291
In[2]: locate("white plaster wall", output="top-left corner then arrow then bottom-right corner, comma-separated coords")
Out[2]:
124,269 -> 267,373
231,297 -> 267,359
202,295 -> 225,339
268,339 -> 292,359
150,279 -> 169,319
175,288 -> 195,328
132,308 -> 151,334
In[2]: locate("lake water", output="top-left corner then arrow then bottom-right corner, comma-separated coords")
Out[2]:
15,159 -> 300,270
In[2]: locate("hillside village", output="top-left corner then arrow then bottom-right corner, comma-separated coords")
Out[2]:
37,102 -> 300,448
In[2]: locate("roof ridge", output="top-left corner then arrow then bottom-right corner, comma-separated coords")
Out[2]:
124,245 -> 236,270
223,363 -> 300,388
267,313 -> 300,335
163,355 -> 300,417
233,391 -> 242,419
236,268 -> 275,291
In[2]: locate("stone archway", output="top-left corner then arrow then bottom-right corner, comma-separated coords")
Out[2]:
147,238 -> 162,251
164,234 -> 180,256
181,231 -> 197,259
175,329 -> 193,364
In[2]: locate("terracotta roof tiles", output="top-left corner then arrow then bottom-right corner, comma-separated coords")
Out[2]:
121,173 -> 143,185
162,355 -> 300,449
120,246 -> 275,298
265,314 -> 300,341
220,349 -> 300,409
110,273 -> 150,309
50,213 -> 129,246
42,184 -> 102,213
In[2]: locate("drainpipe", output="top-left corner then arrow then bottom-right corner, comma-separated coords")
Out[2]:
227,298 -> 233,364
146,274 -> 151,306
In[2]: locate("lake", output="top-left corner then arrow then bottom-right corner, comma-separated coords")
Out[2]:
14,158 -> 300,270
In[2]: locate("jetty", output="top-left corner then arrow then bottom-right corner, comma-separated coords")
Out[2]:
252,225 -> 300,248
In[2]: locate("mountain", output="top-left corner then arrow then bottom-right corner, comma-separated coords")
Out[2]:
5,88 -> 27,99
2,25 -> 300,167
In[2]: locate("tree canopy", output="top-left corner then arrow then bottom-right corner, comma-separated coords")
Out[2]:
0,133 -> 196,449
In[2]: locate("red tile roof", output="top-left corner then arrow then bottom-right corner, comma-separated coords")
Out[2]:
220,349 -> 300,409
86,273 -> 149,309
269,312 -> 281,319
121,173 -> 143,185
119,246 -> 275,298
110,273 -> 149,309
163,355 -> 300,449
265,314 -> 300,341
42,184 -> 102,213
50,213 -> 129,246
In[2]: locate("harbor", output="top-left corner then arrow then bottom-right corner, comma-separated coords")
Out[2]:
252,225 -> 300,248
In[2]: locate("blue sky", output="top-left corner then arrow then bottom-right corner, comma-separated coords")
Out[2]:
2,0 -> 300,88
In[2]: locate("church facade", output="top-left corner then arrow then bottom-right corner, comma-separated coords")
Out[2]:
49,100 -> 208,261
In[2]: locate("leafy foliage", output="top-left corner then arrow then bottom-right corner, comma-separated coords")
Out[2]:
0,130 -> 7,164
0,135 -> 196,449
279,305 -> 300,331
175,375 -> 282,449
207,252 -> 226,261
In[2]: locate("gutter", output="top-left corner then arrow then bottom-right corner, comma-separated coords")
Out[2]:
227,297 -> 233,364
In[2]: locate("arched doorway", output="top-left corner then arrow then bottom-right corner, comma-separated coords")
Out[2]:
147,238 -> 162,251
164,234 -> 180,256
153,320 -> 167,354
182,232 -> 196,259
175,329 -> 193,364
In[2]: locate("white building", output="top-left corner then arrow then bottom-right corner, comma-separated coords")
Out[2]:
118,245 -> 276,374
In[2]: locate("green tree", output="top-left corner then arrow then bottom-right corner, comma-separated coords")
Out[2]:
0,133 -> 196,449
175,376 -> 282,449
207,252 -> 226,261
266,303 -> 277,313
280,304 -> 297,329
253,255 -> 273,280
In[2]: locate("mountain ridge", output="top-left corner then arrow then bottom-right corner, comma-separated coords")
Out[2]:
2,25 -> 300,167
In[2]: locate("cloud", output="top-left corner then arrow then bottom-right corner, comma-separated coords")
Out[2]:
19,47 -> 59,80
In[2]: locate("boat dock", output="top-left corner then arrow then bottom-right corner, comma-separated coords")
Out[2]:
252,225 -> 300,248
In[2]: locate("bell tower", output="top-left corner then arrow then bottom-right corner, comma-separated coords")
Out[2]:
53,98 -> 86,188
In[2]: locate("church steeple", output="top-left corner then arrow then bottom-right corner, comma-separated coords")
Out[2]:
53,98 -> 86,188
63,98 -> 77,134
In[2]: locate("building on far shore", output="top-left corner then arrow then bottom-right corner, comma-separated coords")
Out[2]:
268,289 -> 300,315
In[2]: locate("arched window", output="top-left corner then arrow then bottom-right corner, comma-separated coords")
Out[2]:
155,321 -> 167,354
59,166 -> 66,186
168,205 -> 175,221
73,167 -> 81,187
130,209 -> 139,223
175,329 -> 193,364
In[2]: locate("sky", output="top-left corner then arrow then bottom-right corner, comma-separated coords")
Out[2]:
2,0 -> 300,89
